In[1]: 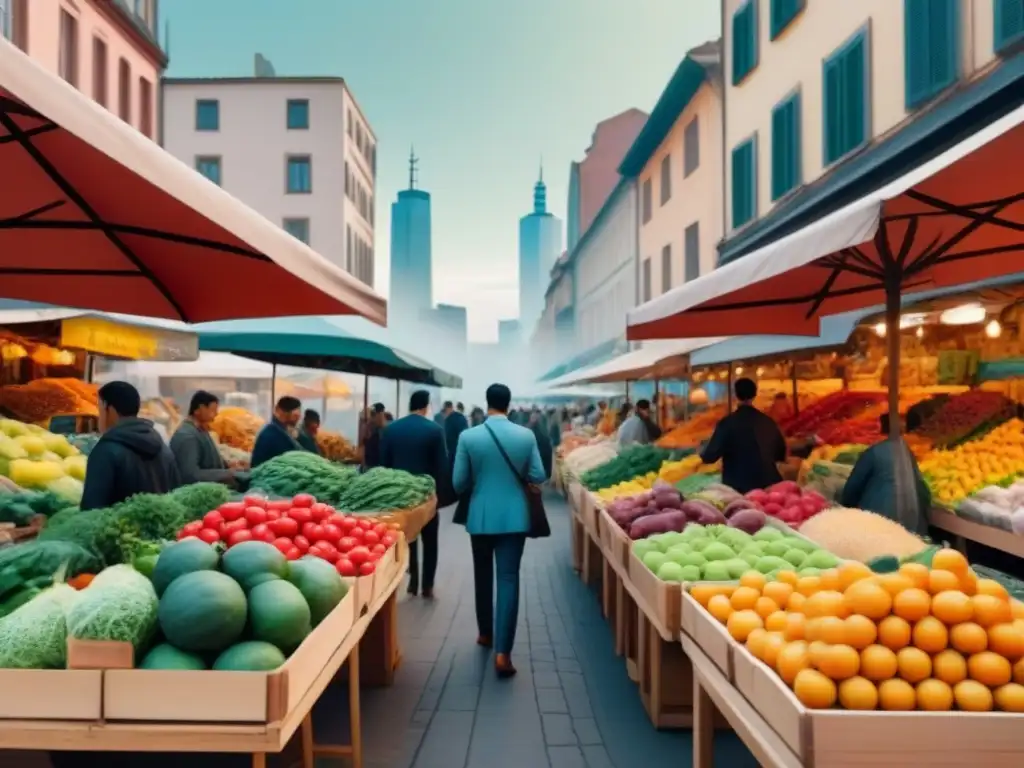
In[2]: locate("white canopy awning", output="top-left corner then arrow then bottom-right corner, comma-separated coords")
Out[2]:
546,337 -> 726,387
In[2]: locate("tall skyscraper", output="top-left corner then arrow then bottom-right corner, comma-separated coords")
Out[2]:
390,149 -> 433,324
517,166 -> 562,336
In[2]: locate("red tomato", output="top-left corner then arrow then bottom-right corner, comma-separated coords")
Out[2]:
250,523 -> 275,543
339,516 -> 359,531
266,500 -> 291,512
221,518 -> 248,536
371,543 -> 386,555
337,536 -> 358,552
243,495 -> 267,508
285,547 -> 302,561
293,535 -> 310,553
320,523 -> 342,543
289,507 -> 313,524
197,527 -> 221,544
271,516 -> 299,537
381,532 -> 397,547
347,545 -> 371,565
358,561 -> 376,576
362,530 -> 381,547
327,513 -> 348,527
272,537 -> 294,554
291,493 -> 316,508
356,518 -> 373,530
265,509 -> 281,522
347,526 -> 365,541
245,507 -> 268,525
336,558 -> 357,577
373,523 -> 389,537
179,520 -> 203,539
203,510 -> 225,529
302,522 -> 325,542
218,502 -> 246,521
313,543 -> 339,563
310,502 -> 331,521
227,529 -> 253,547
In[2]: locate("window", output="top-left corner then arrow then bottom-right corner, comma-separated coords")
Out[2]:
641,178 -> 652,224
995,0 -> 1024,52
286,156 -> 312,193
731,0 -> 758,85
684,223 -> 700,282
823,29 -> 869,165
286,99 -> 309,130
731,136 -> 758,229
0,0 -> 10,41
771,91 -> 801,200
905,0 -> 958,109
659,154 -> 672,205
91,37 -> 107,107
661,245 -> 672,293
346,226 -> 353,272
195,156 -> 221,185
283,218 -> 310,244
58,9 -> 78,87
138,78 -> 153,137
641,259 -> 652,302
684,116 -> 700,176
770,0 -> 804,39
117,58 -> 131,122
195,99 -> 219,131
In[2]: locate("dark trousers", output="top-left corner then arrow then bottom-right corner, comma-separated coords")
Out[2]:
471,533 -> 527,655
407,513 -> 439,592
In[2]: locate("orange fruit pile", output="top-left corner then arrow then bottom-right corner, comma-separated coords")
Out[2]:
690,550 -> 1024,711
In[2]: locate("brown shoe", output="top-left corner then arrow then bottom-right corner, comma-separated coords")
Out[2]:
495,654 -> 517,679
477,635 -> 493,648
422,588 -> 435,600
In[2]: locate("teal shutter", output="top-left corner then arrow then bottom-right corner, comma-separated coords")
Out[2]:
770,0 -> 804,39
823,32 -> 868,165
995,0 -> 1024,52
843,36 -> 867,153
905,0 -> 958,109
732,1 -> 759,85
731,139 -> 757,229
771,94 -> 801,200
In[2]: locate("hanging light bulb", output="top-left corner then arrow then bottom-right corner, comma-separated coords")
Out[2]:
985,319 -> 1002,339
940,302 -> 986,326
873,322 -> 887,337
915,326 -> 924,339
756,366 -> 765,377
735,366 -> 744,376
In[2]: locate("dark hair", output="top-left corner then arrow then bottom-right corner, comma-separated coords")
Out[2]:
98,381 -> 141,418
372,402 -> 385,414
188,390 -> 219,415
636,399 -> 651,411
409,389 -> 431,412
276,396 -> 301,412
456,402 -> 465,412
384,412 -> 394,422
735,377 -> 757,401
906,409 -> 922,433
303,409 -> 320,425
486,383 -> 512,412
443,400 -> 453,410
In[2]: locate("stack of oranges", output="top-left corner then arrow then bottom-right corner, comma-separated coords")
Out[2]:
690,549 -> 1024,711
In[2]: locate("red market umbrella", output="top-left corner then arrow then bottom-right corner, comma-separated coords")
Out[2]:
628,104 -> 1024,436
0,41 -> 386,325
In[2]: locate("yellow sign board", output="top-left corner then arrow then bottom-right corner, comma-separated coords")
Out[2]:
60,316 -> 197,361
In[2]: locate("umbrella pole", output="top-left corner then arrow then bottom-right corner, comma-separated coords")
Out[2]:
395,379 -> 400,417
270,363 -> 277,416
885,285 -> 902,438
321,375 -> 328,423
625,381 -> 630,403
727,367 -> 734,413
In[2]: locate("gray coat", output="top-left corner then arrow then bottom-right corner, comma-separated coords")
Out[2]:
169,419 -> 233,486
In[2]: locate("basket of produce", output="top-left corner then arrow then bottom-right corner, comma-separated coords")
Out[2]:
316,430 -> 360,463
211,407 -> 264,453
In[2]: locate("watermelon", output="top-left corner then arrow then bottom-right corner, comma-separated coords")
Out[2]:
213,641 -> 286,671
222,541 -> 289,592
248,580 -> 311,653
287,556 -> 348,626
158,570 -> 247,652
151,538 -> 219,596
139,643 -> 207,670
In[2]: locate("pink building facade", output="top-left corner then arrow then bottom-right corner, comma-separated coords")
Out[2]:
2,0 -> 166,138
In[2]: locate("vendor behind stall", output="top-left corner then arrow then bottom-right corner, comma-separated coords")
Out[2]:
81,381 -> 181,510
297,409 -> 322,455
700,378 -> 786,494
169,390 -> 239,487
839,412 -> 931,535
250,396 -> 303,468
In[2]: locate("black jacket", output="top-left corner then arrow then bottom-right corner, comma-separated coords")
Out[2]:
81,418 -> 182,510
251,419 -> 301,469
380,414 -> 450,505
700,404 -> 786,495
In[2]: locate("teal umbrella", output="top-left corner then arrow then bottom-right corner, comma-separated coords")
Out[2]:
194,316 -> 462,388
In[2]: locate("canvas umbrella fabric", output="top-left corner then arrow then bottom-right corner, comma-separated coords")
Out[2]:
628,103 -> 1024,436
0,40 -> 386,324
546,337 -> 727,388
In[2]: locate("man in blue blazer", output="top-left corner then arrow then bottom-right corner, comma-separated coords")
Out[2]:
452,383 -> 546,678
380,389 -> 449,598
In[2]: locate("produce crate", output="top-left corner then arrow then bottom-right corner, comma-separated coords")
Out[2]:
731,639 -> 1024,767
582,492 -> 600,538
102,588 -> 357,723
617,575 -> 641,678
637,609 -> 693,729
0,670 -> 102,720
679,589 -> 736,680
627,547 -> 681,638
599,508 -> 632,571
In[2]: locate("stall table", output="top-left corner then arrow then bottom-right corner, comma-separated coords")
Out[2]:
929,507 -> 1024,559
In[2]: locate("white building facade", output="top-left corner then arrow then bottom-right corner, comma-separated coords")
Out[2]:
161,76 -> 377,286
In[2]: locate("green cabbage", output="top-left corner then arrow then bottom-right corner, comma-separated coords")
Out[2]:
0,584 -> 79,669
66,565 -> 158,650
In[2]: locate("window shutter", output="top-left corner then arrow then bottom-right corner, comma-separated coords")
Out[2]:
771,104 -> 784,200
731,140 -> 756,229
844,37 -> 867,154
995,0 -> 1024,52
731,145 -> 744,228
731,7 -> 746,84
904,0 -> 930,107
823,58 -> 841,164
929,0 -> 957,94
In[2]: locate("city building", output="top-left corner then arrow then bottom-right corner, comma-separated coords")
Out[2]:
390,149 -> 433,324
566,108 -> 648,252
3,0 -> 167,138
532,253 -> 574,380
720,0 -> 1024,266
162,63 -> 377,285
620,41 -> 722,303
517,167 -> 563,335
420,303 -> 467,353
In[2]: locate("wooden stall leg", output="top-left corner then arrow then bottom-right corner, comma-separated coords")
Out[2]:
251,753 -> 266,768
301,713 -> 314,768
693,675 -> 715,768
348,644 -> 363,768
614,572 -> 626,657
639,620 -> 693,729
570,514 -> 583,573
624,588 -> 640,682
359,592 -> 398,687
601,558 -> 613,620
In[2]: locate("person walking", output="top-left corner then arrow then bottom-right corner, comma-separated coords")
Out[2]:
250,396 -> 303,468
170,390 -> 240,487
434,400 -> 453,427
528,410 -> 553,481
444,400 -> 469,468
361,403 -> 387,469
452,383 -> 547,678
380,390 -> 449,598
296,409 -> 322,455
470,406 -> 485,427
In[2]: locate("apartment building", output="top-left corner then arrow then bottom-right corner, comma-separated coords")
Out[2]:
162,73 -> 377,285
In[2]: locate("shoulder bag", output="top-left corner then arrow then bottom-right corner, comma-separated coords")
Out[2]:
485,424 -> 551,539
452,453 -> 472,526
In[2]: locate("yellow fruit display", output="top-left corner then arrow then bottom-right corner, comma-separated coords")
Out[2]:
656,454 -> 702,484
595,473 -> 658,502
920,418 -> 1024,506
691,548 -> 1024,711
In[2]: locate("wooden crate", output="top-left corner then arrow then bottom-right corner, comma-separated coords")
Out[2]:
581,527 -> 603,588
600,509 -> 632,571
0,670 -> 102,720
581,493 -> 600,538
732,639 -> 1024,767
568,482 -> 585,516
601,550 -> 619,630
103,590 -> 357,723
680,590 -> 736,680
637,611 -> 693,729
570,508 -> 584,574
627,548 -> 681,639
617,577 -> 641,679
